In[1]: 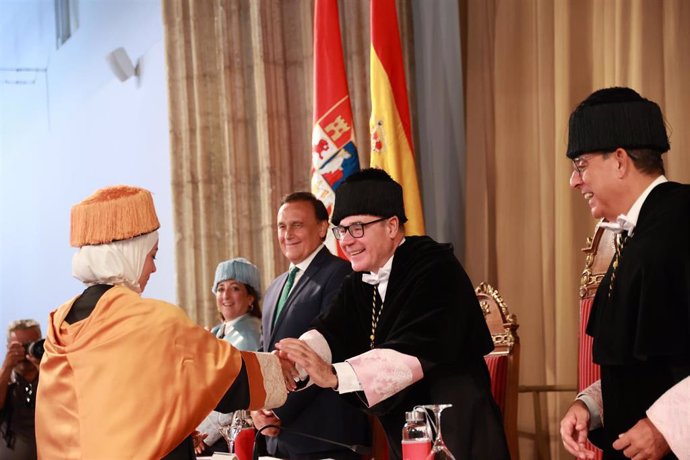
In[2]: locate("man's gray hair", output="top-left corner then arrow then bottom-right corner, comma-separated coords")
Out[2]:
7,319 -> 41,336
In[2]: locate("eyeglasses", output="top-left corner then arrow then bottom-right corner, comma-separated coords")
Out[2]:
331,217 -> 389,241
572,152 -> 612,177
572,154 -> 596,176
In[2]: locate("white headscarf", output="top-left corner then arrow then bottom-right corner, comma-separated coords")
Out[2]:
72,231 -> 159,293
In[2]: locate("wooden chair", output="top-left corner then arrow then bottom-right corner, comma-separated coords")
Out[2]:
578,222 -> 615,391
576,222 -> 615,459
477,282 -> 520,460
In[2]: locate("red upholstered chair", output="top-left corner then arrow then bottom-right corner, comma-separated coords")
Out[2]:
477,282 -> 520,460
369,415 -> 389,460
576,222 -> 615,459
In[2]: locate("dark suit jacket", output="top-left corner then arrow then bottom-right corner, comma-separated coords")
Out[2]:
261,246 -> 370,459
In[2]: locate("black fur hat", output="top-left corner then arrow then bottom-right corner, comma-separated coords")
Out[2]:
331,168 -> 408,226
566,87 -> 669,159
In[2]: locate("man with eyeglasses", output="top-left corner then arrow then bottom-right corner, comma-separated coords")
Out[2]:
276,168 -> 509,460
252,192 -> 370,460
560,87 -> 690,460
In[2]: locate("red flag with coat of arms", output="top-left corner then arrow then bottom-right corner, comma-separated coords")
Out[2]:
311,0 -> 360,257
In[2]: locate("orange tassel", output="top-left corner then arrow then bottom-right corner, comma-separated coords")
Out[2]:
70,185 -> 160,247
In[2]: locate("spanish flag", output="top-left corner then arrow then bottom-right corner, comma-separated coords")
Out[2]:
311,0 -> 360,257
369,0 -> 425,235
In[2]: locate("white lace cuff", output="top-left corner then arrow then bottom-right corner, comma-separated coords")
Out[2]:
576,379 -> 603,429
294,329 -> 332,383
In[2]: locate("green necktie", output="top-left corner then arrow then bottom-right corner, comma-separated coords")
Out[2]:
273,266 -> 299,326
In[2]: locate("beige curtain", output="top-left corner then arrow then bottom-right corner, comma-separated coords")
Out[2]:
464,0 -> 690,458
162,0 -> 305,325
161,0 -> 413,324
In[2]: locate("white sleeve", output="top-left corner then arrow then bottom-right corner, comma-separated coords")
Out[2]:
292,329 -> 332,387
197,410 -> 233,446
332,361 -> 363,393
576,379 -> 603,429
299,329 -> 332,363
295,330 -> 365,393
646,376 -> 690,458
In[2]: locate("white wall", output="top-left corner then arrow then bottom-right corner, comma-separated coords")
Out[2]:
0,0 -> 174,345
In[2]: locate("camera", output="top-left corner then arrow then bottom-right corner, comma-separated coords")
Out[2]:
24,338 -> 46,361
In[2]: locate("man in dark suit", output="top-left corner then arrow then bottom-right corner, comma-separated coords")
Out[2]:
252,192 -> 370,460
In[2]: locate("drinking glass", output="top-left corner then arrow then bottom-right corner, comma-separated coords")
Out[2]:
219,410 -> 252,454
419,404 -> 455,460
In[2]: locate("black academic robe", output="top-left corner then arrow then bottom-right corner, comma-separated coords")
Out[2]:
314,236 -> 510,460
587,182 -> 690,460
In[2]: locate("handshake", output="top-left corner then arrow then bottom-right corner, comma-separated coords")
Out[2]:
273,338 -> 339,392
250,337 -> 340,438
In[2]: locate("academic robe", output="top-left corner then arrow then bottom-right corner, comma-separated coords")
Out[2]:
35,285 -> 286,459
587,182 -> 690,459
313,236 -> 509,460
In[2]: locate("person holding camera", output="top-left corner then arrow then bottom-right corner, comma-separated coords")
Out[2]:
1,319 -> 42,460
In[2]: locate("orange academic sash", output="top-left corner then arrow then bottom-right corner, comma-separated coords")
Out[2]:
35,286 -> 284,459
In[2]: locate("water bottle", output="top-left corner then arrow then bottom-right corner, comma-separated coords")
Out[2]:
402,410 -> 432,460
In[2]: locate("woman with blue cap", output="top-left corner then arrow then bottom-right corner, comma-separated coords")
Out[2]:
197,258 -> 264,453
210,258 -> 262,351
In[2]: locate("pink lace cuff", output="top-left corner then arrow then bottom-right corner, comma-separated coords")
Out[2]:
346,348 -> 423,406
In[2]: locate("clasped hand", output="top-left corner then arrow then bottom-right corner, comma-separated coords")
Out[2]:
560,401 -> 670,460
611,418 -> 670,460
274,338 -> 337,390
